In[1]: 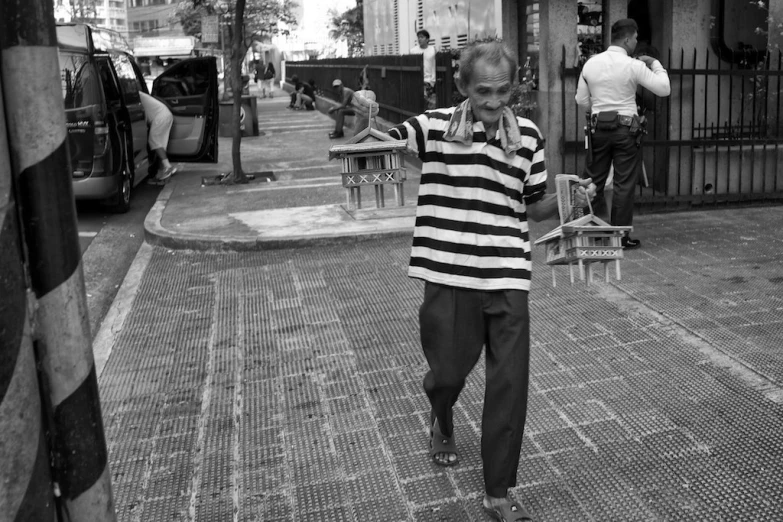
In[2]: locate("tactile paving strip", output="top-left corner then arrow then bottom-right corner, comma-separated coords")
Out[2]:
97,207 -> 783,520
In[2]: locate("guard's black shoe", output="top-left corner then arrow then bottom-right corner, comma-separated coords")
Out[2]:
329,132 -> 344,139
622,237 -> 641,249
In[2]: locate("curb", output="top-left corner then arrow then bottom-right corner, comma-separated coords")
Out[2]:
143,182 -> 414,252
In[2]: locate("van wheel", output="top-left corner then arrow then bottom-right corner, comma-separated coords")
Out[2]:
109,144 -> 133,214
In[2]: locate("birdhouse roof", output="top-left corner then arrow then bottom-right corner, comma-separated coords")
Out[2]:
534,214 -> 631,245
328,129 -> 408,159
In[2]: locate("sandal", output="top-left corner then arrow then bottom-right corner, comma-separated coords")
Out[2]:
429,418 -> 459,467
483,499 -> 533,522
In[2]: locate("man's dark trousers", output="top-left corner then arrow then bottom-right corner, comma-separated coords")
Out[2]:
419,282 -> 530,498
333,107 -> 355,134
585,126 -> 641,226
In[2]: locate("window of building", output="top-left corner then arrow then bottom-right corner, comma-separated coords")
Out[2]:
711,0 -> 768,66
522,2 -> 540,89
577,1 -> 603,68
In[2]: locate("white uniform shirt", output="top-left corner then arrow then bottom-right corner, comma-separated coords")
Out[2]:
410,45 -> 437,85
575,46 -> 670,117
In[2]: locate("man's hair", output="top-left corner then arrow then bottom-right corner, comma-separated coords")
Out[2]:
291,74 -> 299,83
611,19 -> 638,42
457,41 -> 518,88
417,29 -> 430,39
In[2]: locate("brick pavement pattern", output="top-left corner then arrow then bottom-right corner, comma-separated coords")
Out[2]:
100,206 -> 783,521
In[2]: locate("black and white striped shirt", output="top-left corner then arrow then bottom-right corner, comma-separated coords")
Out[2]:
390,107 -> 548,291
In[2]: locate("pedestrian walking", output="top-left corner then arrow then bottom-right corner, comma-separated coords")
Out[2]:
389,40 -> 595,522
410,29 -> 437,109
260,61 -> 275,98
575,18 -> 670,249
139,91 -> 177,181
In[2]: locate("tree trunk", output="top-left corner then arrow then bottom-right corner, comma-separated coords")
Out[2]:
221,0 -> 248,184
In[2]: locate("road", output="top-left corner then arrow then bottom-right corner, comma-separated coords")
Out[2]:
77,180 -> 162,340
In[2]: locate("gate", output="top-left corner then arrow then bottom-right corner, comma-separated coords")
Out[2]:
562,47 -> 783,211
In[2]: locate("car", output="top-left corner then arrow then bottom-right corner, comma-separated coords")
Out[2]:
57,23 -> 219,212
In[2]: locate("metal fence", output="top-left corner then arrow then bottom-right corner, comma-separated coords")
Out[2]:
285,53 -> 457,124
562,47 -> 783,211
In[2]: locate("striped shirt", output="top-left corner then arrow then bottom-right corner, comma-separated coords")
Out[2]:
389,107 -> 548,291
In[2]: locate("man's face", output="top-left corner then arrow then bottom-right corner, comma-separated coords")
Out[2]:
458,59 -> 513,129
417,34 -> 429,48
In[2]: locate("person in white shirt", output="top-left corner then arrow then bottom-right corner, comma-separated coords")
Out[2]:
575,18 -> 670,249
139,92 -> 177,181
410,29 -> 437,109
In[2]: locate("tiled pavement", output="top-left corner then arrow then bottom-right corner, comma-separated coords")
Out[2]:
99,205 -> 783,521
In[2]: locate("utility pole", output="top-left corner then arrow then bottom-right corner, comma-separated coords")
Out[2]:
0,69 -> 57,522
0,0 -> 116,519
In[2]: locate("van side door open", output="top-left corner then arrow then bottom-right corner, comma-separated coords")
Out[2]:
151,57 -> 219,163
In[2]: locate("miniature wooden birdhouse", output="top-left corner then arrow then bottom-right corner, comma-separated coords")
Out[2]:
534,174 -> 632,286
328,126 -> 408,211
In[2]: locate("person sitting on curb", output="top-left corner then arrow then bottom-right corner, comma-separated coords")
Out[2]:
139,91 -> 177,181
290,76 -> 316,110
327,79 -> 355,139
287,75 -> 300,108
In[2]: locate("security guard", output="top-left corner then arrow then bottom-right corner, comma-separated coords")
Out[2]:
576,18 -> 670,249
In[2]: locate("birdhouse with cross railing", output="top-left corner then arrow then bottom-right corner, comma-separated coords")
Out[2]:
534,174 -> 632,286
328,125 -> 408,211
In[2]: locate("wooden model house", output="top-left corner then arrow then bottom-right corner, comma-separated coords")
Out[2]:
328,126 -> 408,211
534,174 -> 632,286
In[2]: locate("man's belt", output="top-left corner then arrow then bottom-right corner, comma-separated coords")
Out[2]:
590,112 -> 637,127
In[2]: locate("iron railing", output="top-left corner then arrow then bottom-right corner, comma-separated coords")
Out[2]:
562,47 -> 783,211
285,53 -> 457,124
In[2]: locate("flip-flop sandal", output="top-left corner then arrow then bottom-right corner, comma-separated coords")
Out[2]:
483,499 -> 533,522
429,418 -> 459,467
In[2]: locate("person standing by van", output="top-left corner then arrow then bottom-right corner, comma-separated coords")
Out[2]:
139,92 -> 177,181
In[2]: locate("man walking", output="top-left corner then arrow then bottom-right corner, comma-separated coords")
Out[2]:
410,29 -> 437,109
390,41 -> 595,521
575,18 -> 670,249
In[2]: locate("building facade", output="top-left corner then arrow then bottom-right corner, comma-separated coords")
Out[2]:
364,0 -> 505,56
54,0 -> 130,34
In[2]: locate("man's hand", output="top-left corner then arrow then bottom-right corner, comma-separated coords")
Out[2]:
636,55 -> 657,69
573,178 -> 597,208
327,107 -> 335,114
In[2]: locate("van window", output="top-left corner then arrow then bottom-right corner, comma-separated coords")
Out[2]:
111,52 -> 142,105
98,60 -> 122,103
60,52 -> 102,109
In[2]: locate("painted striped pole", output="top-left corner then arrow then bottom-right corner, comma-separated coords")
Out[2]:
1,1 -> 116,519
0,65 -> 58,522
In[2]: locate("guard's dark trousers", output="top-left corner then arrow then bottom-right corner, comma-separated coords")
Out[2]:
420,283 -> 530,498
586,126 -> 641,227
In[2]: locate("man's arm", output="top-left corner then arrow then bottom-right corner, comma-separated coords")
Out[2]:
635,56 -> 671,97
526,194 -> 559,222
575,73 -> 592,112
328,91 -> 353,114
526,180 -> 596,223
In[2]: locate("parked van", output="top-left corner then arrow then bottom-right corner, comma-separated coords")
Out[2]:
57,23 -> 219,212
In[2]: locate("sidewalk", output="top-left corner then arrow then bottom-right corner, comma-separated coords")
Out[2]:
144,92 -> 419,250
97,91 -> 783,521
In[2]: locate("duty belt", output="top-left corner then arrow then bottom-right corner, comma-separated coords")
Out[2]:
591,113 -> 636,127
